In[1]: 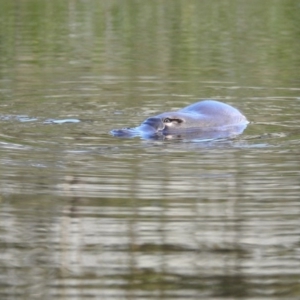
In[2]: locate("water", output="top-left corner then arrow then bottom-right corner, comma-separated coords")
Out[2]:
0,1 -> 300,299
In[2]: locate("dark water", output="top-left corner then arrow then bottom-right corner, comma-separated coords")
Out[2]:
0,1 -> 300,299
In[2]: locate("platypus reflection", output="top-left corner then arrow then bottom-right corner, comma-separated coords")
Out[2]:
111,100 -> 248,140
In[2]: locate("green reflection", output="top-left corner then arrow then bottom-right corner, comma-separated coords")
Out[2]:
0,0 -> 299,87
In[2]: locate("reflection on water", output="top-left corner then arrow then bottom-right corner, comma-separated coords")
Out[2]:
0,0 -> 300,299
1,135 -> 299,298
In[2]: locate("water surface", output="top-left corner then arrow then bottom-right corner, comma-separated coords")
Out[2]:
0,1 -> 300,299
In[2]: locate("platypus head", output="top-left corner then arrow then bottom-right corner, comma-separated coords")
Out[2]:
111,113 -> 186,138
142,114 -> 186,131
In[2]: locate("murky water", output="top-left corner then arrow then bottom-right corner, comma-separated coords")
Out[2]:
0,1 -> 300,299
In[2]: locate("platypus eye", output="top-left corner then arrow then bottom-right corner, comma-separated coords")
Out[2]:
163,118 -> 183,124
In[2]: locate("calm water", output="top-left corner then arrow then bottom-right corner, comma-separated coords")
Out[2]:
0,1 -> 300,299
